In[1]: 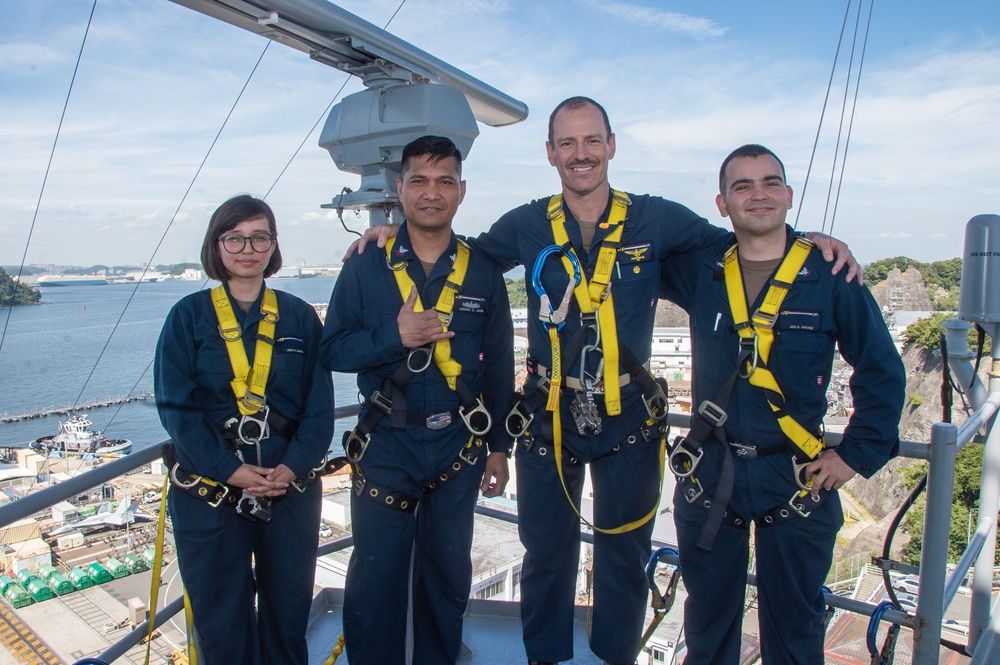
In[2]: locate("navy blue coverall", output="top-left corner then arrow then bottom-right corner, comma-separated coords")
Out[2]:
320,223 -> 514,665
474,191 -> 725,664
660,228 -> 905,665
154,283 -> 335,665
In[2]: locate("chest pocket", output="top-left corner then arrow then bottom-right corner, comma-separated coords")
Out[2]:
615,242 -> 655,283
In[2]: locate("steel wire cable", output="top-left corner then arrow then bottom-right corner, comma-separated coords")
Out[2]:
0,0 -> 98,354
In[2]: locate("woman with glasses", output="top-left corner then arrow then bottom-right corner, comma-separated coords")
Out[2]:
154,194 -> 334,665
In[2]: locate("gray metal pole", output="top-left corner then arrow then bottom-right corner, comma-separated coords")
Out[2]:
913,421 -> 958,663
969,369 -> 1000,647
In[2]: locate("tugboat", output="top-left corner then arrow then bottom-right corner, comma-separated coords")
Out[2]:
30,414 -> 132,457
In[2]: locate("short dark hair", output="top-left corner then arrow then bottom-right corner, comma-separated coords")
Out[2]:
548,96 -> 613,145
719,144 -> 787,193
200,195 -> 282,282
401,135 -> 463,177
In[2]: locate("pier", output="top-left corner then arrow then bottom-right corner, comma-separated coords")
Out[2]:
0,393 -> 155,424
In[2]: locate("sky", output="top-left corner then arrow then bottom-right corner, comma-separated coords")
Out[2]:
2,0 -> 999,269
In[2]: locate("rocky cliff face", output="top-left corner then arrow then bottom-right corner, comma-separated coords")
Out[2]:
868,267 -> 934,312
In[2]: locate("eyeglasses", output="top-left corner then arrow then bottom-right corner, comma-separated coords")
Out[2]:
218,233 -> 275,254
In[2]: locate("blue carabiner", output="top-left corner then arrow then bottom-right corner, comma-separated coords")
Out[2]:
645,546 -> 680,592
866,600 -> 901,658
531,245 -> 581,331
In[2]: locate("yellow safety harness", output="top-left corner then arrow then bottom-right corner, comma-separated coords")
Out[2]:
545,189 -> 628,415
535,189 -> 666,535
669,236 -> 826,550
385,236 -> 470,391
723,236 -> 825,483
211,285 -> 278,416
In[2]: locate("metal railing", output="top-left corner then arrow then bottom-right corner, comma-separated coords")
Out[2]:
2,352 -> 999,663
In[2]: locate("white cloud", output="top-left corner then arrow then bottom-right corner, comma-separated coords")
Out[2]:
582,0 -> 728,39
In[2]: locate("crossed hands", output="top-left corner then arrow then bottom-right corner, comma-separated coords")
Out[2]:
227,463 -> 296,498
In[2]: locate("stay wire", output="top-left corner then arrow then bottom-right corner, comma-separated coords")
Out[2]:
72,40 -> 274,424
100,0 -> 410,431
793,0 -> 853,230
827,0 -> 875,237
0,0 -> 98,354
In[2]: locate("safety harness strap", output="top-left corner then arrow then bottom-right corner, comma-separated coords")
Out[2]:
211,285 -> 278,416
385,236 -> 470,391
546,189 -> 629,415
723,236 -> 824,462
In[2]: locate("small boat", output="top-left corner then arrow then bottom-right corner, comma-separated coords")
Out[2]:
30,415 -> 132,458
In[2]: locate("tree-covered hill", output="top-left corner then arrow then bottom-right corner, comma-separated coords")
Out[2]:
0,268 -> 41,306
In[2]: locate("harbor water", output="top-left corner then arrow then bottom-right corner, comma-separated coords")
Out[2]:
0,277 -> 356,452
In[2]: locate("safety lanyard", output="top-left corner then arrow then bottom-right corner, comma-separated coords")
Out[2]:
211,285 -> 278,416
723,236 -> 825,462
384,236 -> 470,391
545,188 -> 629,415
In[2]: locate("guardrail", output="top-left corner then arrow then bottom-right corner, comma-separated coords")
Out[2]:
2,353 -> 998,664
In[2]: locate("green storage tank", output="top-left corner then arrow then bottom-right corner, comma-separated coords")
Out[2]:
142,548 -> 166,568
41,569 -> 74,596
3,583 -> 32,609
104,557 -> 129,579
87,562 -> 113,584
23,576 -> 54,602
69,567 -> 95,589
0,574 -> 17,595
15,569 -> 34,588
123,554 -> 148,574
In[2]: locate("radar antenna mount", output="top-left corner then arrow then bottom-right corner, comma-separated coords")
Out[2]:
168,0 -> 528,226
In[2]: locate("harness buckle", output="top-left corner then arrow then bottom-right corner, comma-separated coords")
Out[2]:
407,345 -> 434,373
459,399 -> 492,436
458,440 -> 481,466
569,391 -> 602,435
788,490 -> 818,518
697,400 -> 728,428
751,309 -> 778,330
344,429 -> 371,463
505,401 -> 535,438
241,389 -> 267,414
668,436 -> 703,478
369,390 -> 392,415
681,476 -> 704,503
643,382 -> 669,421
437,310 -> 454,327
738,336 -> 759,378
206,483 -> 231,508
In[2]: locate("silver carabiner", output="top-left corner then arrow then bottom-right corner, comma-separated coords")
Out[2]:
738,335 -> 759,379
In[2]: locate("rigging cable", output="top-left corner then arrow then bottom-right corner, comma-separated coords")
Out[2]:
74,40 -> 274,428
792,0 -> 853,230
100,0 -> 410,434
0,0 -> 98,355
823,0 -> 875,236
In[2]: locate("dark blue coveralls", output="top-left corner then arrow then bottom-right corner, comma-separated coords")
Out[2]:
474,191 -> 725,664
320,223 -> 514,665
660,227 -> 906,665
154,283 -> 335,665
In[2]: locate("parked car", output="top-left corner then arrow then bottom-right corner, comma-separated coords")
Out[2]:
893,576 -> 920,594
943,619 -> 970,636
319,523 -> 332,538
882,593 -> 918,613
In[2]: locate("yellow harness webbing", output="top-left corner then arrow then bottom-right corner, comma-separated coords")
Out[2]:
142,476 -> 171,665
385,236 -> 471,391
722,237 -> 825,462
211,285 -> 279,416
546,189 -> 629,415
544,189 -> 663,535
